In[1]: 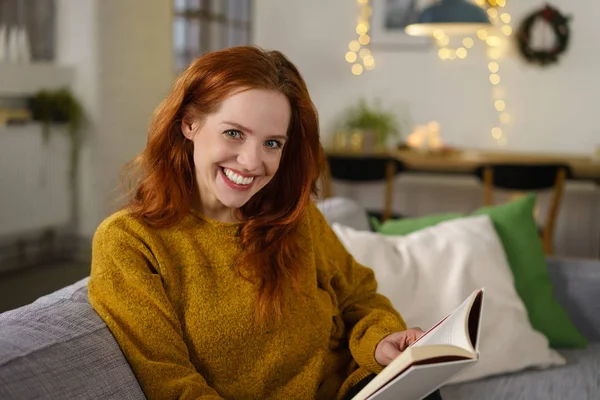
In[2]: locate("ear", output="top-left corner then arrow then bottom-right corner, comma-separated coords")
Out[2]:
181,119 -> 194,140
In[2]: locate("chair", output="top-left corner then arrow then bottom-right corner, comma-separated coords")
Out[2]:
474,163 -> 571,255
323,155 -> 404,222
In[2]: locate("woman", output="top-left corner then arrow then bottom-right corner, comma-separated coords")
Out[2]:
88,46 -> 440,400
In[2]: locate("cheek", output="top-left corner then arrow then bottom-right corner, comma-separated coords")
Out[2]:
266,153 -> 283,176
193,138 -> 230,165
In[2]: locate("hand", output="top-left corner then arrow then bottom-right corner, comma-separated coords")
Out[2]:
375,328 -> 425,366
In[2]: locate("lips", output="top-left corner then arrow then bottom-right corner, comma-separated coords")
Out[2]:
219,167 -> 257,191
222,168 -> 255,185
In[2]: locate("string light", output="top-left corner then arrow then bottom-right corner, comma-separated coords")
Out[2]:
435,31 -> 471,61
356,23 -> 368,35
346,0 -> 374,75
352,64 -> 364,75
482,0 -> 513,144
485,35 -> 501,47
499,112 -> 511,124
489,74 -> 500,85
431,1 -> 513,143
487,47 -> 501,59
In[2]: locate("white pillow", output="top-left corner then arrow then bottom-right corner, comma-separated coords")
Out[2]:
332,215 -> 566,383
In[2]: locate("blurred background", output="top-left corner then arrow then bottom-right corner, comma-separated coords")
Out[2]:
1,0 -> 598,311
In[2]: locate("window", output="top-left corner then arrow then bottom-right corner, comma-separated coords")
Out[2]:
173,0 -> 253,72
0,0 -> 55,61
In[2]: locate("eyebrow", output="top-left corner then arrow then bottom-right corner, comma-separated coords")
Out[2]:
222,121 -> 288,141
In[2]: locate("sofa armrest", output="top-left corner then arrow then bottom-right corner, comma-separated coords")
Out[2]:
0,279 -> 145,400
547,256 -> 600,343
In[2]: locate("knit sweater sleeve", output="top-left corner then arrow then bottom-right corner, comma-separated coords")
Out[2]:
308,203 -> 407,374
88,214 -> 224,400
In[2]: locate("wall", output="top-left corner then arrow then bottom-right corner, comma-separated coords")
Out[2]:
55,0 -> 100,237
254,0 -> 600,258
56,0 -> 174,237
253,0 -> 600,154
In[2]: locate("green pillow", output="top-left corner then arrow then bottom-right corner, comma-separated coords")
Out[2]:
372,212 -> 463,234
374,194 -> 588,348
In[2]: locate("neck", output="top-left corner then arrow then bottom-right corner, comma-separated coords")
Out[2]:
193,196 -> 239,223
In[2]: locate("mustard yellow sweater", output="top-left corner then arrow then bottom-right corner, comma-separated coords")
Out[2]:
88,202 -> 406,400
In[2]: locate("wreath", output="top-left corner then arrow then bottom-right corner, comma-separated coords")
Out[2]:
516,5 -> 571,66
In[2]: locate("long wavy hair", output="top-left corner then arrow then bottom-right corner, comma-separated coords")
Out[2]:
124,46 -> 327,321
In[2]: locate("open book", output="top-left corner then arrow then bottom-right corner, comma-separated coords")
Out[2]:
352,288 -> 485,400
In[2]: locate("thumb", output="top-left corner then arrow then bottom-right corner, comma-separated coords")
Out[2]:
377,341 -> 401,365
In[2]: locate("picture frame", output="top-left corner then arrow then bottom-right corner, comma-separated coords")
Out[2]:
369,0 -> 433,51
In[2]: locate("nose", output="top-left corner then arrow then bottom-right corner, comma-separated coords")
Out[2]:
237,143 -> 262,172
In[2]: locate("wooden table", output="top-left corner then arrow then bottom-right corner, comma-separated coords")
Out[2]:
326,148 -> 600,183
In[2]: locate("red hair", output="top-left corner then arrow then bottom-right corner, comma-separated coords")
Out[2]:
124,46 -> 327,320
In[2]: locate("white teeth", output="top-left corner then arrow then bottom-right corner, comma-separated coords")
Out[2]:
223,168 -> 254,185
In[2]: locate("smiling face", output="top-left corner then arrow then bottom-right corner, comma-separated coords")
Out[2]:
182,88 -> 291,222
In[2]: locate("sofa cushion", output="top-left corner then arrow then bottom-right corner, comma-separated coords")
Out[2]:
332,215 -> 565,384
316,196 -> 372,232
0,278 -> 146,400
547,257 -> 600,342
441,342 -> 600,400
372,194 -> 588,348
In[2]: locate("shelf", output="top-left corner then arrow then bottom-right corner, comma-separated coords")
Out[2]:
0,63 -> 75,97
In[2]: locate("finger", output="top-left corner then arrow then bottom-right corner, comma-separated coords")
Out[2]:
383,329 -> 426,353
414,328 -> 426,338
408,327 -> 424,336
400,328 -> 425,350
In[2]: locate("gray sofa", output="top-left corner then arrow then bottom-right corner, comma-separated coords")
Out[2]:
1,198 -> 599,399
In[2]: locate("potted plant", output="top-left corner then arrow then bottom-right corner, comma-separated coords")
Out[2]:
29,88 -> 84,189
340,98 -> 401,151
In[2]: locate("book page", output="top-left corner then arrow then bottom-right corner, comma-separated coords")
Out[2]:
410,291 -> 478,353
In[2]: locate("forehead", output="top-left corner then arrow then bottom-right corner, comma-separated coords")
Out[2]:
211,88 -> 291,136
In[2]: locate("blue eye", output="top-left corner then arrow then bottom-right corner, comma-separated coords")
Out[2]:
224,130 -> 242,139
264,140 -> 282,149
